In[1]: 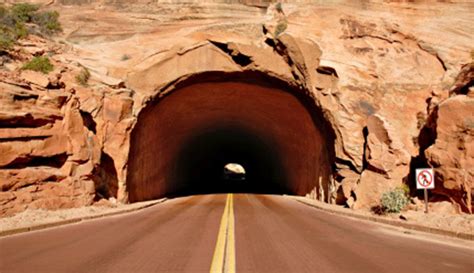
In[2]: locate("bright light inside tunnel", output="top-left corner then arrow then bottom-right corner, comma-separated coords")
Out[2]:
126,75 -> 334,202
223,163 -> 246,181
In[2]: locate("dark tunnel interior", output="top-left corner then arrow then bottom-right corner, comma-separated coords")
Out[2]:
174,125 -> 288,196
126,76 -> 333,202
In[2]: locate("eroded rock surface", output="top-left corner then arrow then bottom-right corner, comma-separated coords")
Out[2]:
425,96 -> 474,213
0,0 -> 473,215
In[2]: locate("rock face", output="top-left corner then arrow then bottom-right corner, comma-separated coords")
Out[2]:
0,37 -> 133,215
425,96 -> 474,213
0,1 -> 473,215
353,114 -> 411,210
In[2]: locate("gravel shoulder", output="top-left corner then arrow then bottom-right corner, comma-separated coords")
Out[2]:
290,196 -> 474,240
0,199 -> 166,236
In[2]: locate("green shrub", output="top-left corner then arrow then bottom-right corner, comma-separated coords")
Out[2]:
11,3 -> 38,22
275,3 -> 283,13
0,24 -> 29,52
13,22 -> 28,39
0,6 -> 14,30
0,6 -> 13,51
0,3 -> 62,53
0,31 -> 14,51
274,20 -> 287,38
76,67 -> 91,86
32,10 -> 62,35
400,183 -> 410,196
121,54 -> 130,61
0,5 -> 8,17
381,188 -> 409,213
22,56 -> 54,74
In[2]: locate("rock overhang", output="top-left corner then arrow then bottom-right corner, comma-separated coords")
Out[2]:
121,34 -> 340,202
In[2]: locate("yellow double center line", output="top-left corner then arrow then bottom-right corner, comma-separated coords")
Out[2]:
210,194 -> 236,273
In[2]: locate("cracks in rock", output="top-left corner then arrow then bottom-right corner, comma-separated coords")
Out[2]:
264,36 -> 276,48
452,78 -> 473,96
128,15 -> 161,22
208,41 -> 252,67
137,49 -> 170,68
341,17 -> 447,73
176,42 -> 208,56
418,105 -> 438,152
315,65 -> 340,92
265,37 -> 305,86
0,79 -> 31,90
416,43 -> 447,72
340,17 -> 401,45
347,34 -> 402,45
92,151 -> 118,200
80,110 -> 97,134
404,110 -> 439,199
359,126 -> 389,177
2,153 -> 68,169
403,105 -> 439,196
449,63 -> 473,95
0,114 -> 61,128
0,135 -> 49,142
390,28 -> 447,72
1,172 -> 63,191
362,127 -> 369,171
1,181 -> 35,192
350,190 -> 357,202
13,93 -> 39,101
262,24 -> 312,88
335,157 -> 361,175
434,53 -> 447,72
316,66 -> 339,78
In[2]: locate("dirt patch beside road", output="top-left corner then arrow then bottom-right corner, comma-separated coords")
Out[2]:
0,199 -> 166,236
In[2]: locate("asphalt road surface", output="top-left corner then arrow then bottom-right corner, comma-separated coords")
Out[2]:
0,194 -> 473,273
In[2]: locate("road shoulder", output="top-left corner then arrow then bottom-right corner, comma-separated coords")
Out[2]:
0,198 -> 167,237
288,195 -> 473,241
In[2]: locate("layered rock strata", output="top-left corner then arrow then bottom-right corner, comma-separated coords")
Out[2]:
0,1 -> 472,215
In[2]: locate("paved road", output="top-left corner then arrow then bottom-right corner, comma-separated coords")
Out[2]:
0,194 -> 473,273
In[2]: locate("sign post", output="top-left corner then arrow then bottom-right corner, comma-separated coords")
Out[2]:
423,188 -> 428,214
416,168 -> 434,213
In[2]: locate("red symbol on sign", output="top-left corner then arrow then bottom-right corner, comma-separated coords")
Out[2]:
417,170 -> 433,187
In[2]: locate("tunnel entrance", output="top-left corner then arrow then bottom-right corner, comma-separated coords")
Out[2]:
127,74 -> 334,202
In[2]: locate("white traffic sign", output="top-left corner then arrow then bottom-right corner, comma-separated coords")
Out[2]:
416,168 -> 434,189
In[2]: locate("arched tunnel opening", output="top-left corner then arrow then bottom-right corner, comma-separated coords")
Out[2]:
127,73 -> 335,202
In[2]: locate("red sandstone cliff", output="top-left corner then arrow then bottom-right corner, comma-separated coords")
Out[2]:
0,1 -> 472,215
